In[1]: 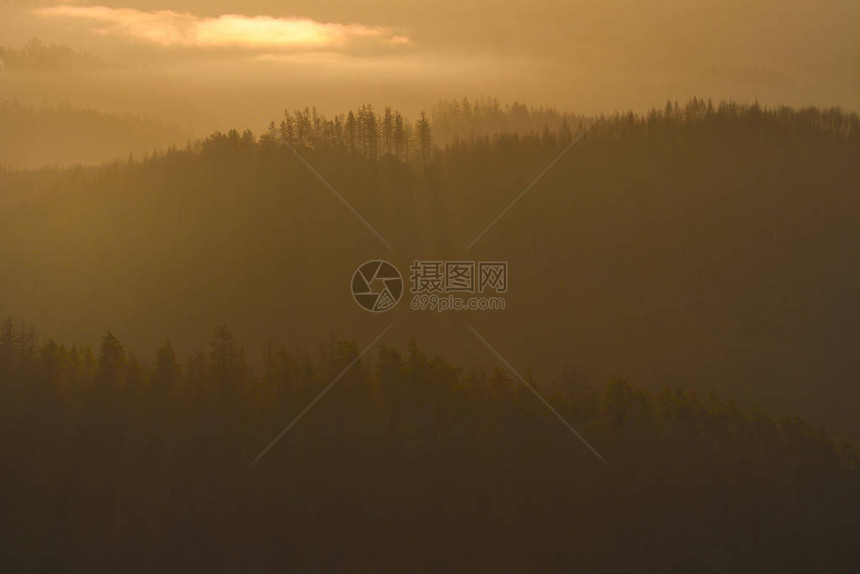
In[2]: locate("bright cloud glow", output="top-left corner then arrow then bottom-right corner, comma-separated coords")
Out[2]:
34,5 -> 408,50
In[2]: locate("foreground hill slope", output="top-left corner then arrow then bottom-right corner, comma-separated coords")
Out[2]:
1,325 -> 858,572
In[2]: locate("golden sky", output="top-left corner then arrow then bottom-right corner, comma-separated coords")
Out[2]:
1,0 -> 858,132
33,5 -> 409,49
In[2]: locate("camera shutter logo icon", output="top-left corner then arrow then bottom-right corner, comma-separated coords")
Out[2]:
351,260 -> 403,312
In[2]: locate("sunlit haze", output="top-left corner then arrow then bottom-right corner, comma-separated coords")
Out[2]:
2,1 -> 860,571
2,0 -> 857,134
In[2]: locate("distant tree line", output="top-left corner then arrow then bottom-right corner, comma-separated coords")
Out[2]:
0,98 -> 189,170
0,38 -> 105,72
260,105 -> 433,172
243,98 -> 859,170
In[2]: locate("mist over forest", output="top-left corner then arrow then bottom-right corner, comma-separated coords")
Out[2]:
2,99 -> 859,438
2,1 -> 860,570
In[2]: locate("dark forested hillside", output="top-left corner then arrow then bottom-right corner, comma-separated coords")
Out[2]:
0,99 -> 859,440
1,321 -> 858,572
3,0 -> 858,568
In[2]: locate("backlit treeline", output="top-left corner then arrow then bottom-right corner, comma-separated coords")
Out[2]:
228,97 -> 859,169
260,105 -> 433,171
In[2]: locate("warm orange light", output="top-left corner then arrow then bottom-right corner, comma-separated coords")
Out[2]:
35,6 -> 406,50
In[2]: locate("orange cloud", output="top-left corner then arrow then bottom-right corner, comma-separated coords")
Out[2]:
34,5 -> 408,50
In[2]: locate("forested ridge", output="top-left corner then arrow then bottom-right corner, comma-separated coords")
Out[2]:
1,0 -> 858,566
0,99 -> 859,571
1,98 -> 858,436
1,320 -> 858,572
